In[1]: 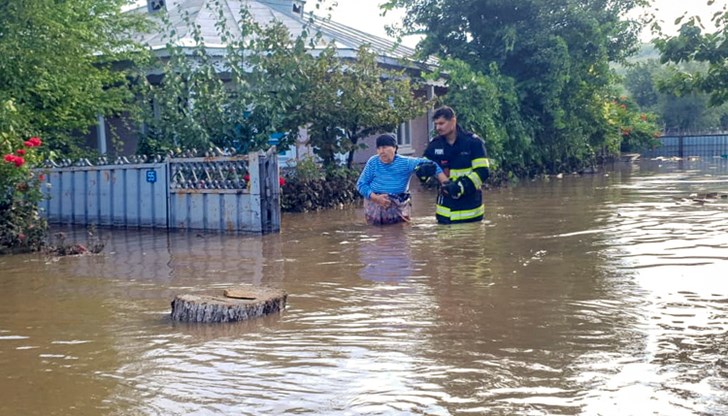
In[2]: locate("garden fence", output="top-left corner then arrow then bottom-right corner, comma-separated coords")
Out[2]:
39,149 -> 280,233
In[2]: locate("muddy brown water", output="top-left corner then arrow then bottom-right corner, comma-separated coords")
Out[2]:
1,159 -> 727,415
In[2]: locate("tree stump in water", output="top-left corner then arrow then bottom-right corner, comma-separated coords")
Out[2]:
170,285 -> 287,323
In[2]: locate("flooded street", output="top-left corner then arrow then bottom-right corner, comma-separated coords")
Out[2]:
1,159 -> 727,415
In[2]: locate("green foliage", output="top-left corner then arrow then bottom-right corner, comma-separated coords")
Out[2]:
138,2 -> 426,166
0,0 -> 151,157
607,96 -> 661,152
301,46 -> 428,167
430,59 -> 533,176
137,4 -> 305,154
280,159 -> 361,212
622,59 -> 728,132
383,0 -> 651,174
1,101 -> 48,253
654,4 -> 728,106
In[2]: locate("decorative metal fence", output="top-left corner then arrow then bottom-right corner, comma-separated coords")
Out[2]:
640,134 -> 728,159
39,149 -> 280,233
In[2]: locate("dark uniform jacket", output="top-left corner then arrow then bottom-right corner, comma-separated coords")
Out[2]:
424,126 -> 490,224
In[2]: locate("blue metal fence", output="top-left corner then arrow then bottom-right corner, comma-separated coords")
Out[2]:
641,134 -> 728,158
39,150 -> 280,233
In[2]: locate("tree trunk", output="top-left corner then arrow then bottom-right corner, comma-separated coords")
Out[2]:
170,286 -> 287,323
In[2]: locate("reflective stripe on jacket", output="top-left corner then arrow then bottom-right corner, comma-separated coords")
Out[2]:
424,126 -> 489,224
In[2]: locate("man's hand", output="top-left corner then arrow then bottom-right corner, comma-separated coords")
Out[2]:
370,193 -> 391,207
415,161 -> 437,183
441,180 -> 465,199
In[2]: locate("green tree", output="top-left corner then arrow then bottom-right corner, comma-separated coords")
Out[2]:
0,0 -> 151,156
428,59 -> 533,176
301,46 -> 427,168
622,59 -> 728,132
383,0 -> 651,173
624,61 -> 660,109
654,3 -> 728,106
139,2 -> 426,168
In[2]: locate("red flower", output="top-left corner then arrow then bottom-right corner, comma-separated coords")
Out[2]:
279,177 -> 286,187
39,173 -> 46,181
3,154 -> 23,167
243,173 -> 250,181
16,149 -> 26,156
24,136 -> 42,147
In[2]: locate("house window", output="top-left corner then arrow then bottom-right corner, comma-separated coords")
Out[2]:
397,121 -> 411,148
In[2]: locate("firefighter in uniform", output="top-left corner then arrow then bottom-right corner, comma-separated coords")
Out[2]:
422,106 -> 490,224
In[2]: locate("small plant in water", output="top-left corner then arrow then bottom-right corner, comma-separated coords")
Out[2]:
46,225 -> 106,256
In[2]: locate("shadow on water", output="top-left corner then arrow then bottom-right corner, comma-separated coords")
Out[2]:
0,158 -> 727,415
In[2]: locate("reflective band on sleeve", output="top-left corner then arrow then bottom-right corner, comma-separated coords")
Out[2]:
472,158 -> 490,168
448,168 -> 471,179
467,172 -> 483,188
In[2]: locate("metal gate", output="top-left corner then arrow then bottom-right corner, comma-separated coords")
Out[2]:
39,149 -> 280,233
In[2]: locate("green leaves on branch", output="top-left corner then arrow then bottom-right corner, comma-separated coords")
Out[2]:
0,0 -> 152,157
654,3 -> 728,106
428,59 -> 532,176
138,2 -> 426,166
303,47 -> 427,168
383,0 -> 653,174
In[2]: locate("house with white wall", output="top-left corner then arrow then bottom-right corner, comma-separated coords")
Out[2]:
91,0 -> 444,164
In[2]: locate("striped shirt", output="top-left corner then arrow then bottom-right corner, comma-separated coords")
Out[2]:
357,154 -> 442,199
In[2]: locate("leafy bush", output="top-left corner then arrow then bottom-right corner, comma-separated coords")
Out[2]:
1,102 -> 48,253
609,96 -> 661,153
281,158 -> 361,212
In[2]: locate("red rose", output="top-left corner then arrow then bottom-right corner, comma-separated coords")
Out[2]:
3,154 -> 14,163
14,156 -> 25,167
24,137 -> 42,147
39,174 -> 46,181
279,177 -> 286,187
243,174 -> 250,181
16,149 -> 26,156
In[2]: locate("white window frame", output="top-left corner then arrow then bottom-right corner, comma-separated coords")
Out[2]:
397,120 -> 413,154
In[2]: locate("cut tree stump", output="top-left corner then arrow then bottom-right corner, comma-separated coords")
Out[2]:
170,285 -> 287,323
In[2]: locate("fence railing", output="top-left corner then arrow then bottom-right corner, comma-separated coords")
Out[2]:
640,134 -> 728,159
39,149 -> 280,233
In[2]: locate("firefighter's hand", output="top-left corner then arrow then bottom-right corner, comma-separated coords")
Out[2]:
370,193 -> 391,208
415,162 -> 437,183
441,180 -> 465,199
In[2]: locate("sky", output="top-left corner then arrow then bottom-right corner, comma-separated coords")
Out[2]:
326,0 -> 724,46
128,0 -> 723,45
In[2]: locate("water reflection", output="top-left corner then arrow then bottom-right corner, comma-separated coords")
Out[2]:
357,226 -> 414,283
1,159 -> 727,415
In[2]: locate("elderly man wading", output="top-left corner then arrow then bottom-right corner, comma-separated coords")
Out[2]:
357,133 -> 447,225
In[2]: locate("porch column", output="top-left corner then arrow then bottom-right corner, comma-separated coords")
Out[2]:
426,85 -> 435,139
97,114 -> 107,155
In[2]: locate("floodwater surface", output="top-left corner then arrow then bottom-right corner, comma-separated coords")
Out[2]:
1,159 -> 727,415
